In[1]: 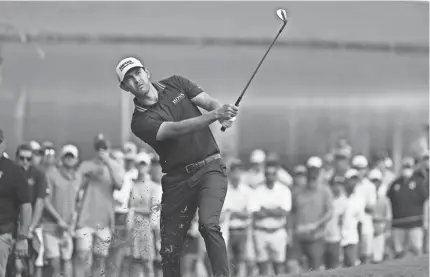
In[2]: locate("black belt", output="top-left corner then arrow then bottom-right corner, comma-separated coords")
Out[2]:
168,153 -> 221,175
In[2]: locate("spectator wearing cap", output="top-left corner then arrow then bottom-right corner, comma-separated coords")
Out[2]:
248,160 -> 292,275
42,144 -> 81,277
326,147 -> 351,184
122,152 -> 159,277
40,141 -> 57,171
367,169 -> 392,264
15,143 -> 49,277
292,165 -> 307,191
28,140 -> 43,167
222,159 -> 252,277
387,157 -> 428,258
0,130 -> 32,277
351,155 -> 376,264
341,169 -> 366,267
266,152 -> 293,187
323,175 -> 347,269
373,154 -> 396,198
244,149 -> 266,189
291,156 -> 333,272
74,134 -> 124,277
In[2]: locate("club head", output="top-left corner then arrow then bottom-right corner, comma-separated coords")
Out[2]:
276,9 -> 288,22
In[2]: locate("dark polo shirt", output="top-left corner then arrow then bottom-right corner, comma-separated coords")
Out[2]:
26,165 -> 48,208
387,171 -> 429,229
131,75 -> 220,173
0,156 -> 31,235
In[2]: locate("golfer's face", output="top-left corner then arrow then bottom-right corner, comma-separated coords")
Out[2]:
123,67 -> 150,96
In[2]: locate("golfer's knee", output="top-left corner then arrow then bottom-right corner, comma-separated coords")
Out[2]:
198,220 -> 221,235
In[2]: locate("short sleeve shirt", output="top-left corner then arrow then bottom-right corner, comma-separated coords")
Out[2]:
0,156 -> 31,234
26,165 -> 48,208
131,75 -> 220,172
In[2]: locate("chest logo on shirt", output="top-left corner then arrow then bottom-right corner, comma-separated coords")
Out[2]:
28,178 -> 35,186
172,93 -> 185,105
408,181 -> 416,190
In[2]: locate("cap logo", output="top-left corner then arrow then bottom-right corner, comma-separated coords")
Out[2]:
119,60 -> 134,72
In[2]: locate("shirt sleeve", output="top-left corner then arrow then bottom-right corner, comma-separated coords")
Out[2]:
14,166 -> 31,204
247,189 -> 261,213
36,170 -> 48,199
174,75 -> 204,99
366,181 -> 377,207
324,186 -> 335,213
131,113 -> 164,144
280,186 -> 292,212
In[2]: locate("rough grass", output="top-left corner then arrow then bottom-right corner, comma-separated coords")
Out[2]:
284,255 -> 429,277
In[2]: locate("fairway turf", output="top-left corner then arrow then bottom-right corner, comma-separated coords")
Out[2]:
284,255 -> 429,277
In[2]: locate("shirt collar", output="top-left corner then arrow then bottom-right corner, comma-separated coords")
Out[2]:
134,81 -> 166,113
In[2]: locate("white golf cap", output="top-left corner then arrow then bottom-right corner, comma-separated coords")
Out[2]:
345,168 -> 359,179
368,169 -> 383,181
29,140 -> 41,151
135,152 -> 151,165
352,155 -> 368,168
250,149 -> 266,164
61,144 -> 78,157
306,156 -> 323,168
116,57 -> 144,82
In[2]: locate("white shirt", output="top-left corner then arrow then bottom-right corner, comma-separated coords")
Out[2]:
378,170 -> 396,197
113,169 -> 139,213
243,169 -> 265,189
249,181 -> 292,229
354,178 -> 377,234
340,192 -> 366,246
223,183 -> 253,229
278,168 -> 293,187
150,182 -> 163,230
325,194 -> 348,243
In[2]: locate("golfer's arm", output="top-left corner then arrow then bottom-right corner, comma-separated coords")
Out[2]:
156,111 -> 218,141
30,198 -> 45,227
18,203 -> 32,238
191,92 -> 223,112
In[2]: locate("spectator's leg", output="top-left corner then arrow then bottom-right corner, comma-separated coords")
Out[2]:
408,227 -> 423,256
197,168 -> 229,277
235,230 -> 247,277
306,239 -> 324,271
270,229 -> 287,275
91,227 -> 112,277
253,229 -> 270,276
360,233 -> 373,264
42,230 -> 61,277
392,228 -> 407,258
0,233 -> 14,277
343,244 -> 358,268
74,227 -> 94,277
245,227 -> 256,277
372,234 -> 385,263
120,256 -> 132,277
324,242 -> 340,269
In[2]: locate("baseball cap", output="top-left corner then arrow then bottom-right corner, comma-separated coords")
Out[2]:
345,168 -> 359,179
61,144 -> 78,158
135,152 -> 151,165
352,155 -> 368,168
293,165 -> 307,175
29,140 -> 41,151
116,57 -> 144,83
250,149 -> 266,164
307,156 -> 323,168
94,133 -> 109,150
368,169 -> 383,181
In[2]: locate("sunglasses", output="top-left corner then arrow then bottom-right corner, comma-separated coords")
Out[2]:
19,155 -> 32,162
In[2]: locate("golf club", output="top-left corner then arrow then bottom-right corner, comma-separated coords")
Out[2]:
221,8 -> 288,132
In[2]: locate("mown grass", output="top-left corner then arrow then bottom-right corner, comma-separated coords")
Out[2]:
284,255 -> 429,277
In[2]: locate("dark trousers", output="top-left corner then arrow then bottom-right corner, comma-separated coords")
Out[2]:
296,239 -> 324,271
323,242 -> 340,269
160,159 -> 229,277
343,244 -> 358,267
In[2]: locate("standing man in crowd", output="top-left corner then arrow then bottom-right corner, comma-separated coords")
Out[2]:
291,157 -> 333,271
387,157 -> 428,258
74,134 -> 124,277
223,159 -> 252,276
0,130 -> 32,277
351,155 -> 376,264
14,144 -> 48,277
116,56 -> 238,277
42,145 -> 81,277
249,160 -> 291,276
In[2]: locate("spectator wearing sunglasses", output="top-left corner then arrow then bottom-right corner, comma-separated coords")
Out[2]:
15,143 -> 49,277
0,130 -> 32,277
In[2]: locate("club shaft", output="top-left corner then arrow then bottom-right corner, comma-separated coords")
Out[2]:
234,21 -> 287,106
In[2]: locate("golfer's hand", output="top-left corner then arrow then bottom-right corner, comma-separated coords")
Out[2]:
216,104 -> 239,121
15,239 -> 28,257
220,117 -> 236,129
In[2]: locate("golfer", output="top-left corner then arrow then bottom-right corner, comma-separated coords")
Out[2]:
115,57 -> 238,277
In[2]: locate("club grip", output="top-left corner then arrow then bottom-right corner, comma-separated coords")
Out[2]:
220,126 -> 227,132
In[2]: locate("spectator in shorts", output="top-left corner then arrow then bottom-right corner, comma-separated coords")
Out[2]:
0,130 -> 32,277
367,169 -> 392,264
249,160 -> 292,275
387,157 -> 428,258
223,159 -> 252,276
42,145 -> 81,277
292,156 -> 333,271
14,144 -> 48,277
74,134 -> 124,277
341,169 -> 366,267
324,176 -> 347,269
351,155 -> 376,264
122,152 -> 157,277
